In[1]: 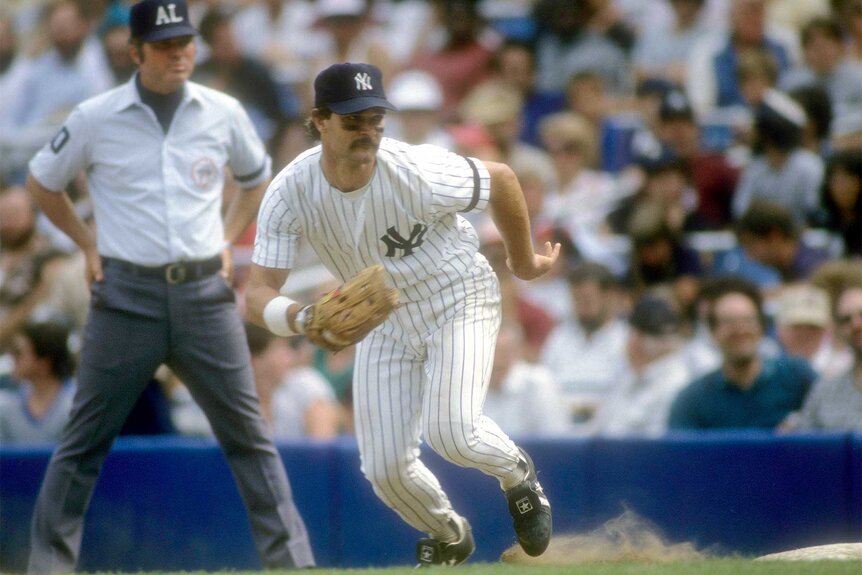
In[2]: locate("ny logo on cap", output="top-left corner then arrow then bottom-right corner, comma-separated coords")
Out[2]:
155,3 -> 184,26
354,72 -> 373,91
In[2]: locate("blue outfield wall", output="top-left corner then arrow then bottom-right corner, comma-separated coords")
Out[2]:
1,432 -> 861,572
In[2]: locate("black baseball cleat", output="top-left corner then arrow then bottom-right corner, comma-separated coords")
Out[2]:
415,516 -> 475,567
505,448 -> 552,557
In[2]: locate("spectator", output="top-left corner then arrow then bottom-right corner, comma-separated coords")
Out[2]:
194,8 -> 297,156
306,0 -> 395,100
385,69 -> 453,148
686,0 -> 797,115
483,321 -> 570,437
98,4 -> 135,86
733,200 -> 831,282
655,89 -> 741,229
9,0 -> 112,132
458,80 -> 557,195
622,201 -> 704,313
538,111 -> 623,271
781,17 -> 862,123
736,46 -> 781,108
732,89 -> 825,225
563,70 -> 617,130
584,0 -> 637,55
632,0 -> 709,86
518,227 -> 583,322
0,185 -> 67,352
0,9 -> 28,135
816,148 -> 862,256
774,283 -> 852,378
788,83 -> 833,154
668,276 -> 816,430
539,261 -> 629,429
768,0 -> 832,33
0,321 -> 76,443
682,275 -> 783,378
406,0 -> 499,120
831,108 -> 862,150
490,39 -> 566,148
627,77 -> 677,162
834,0 -> 862,62
479,220 -> 556,362
783,283 -> 862,430
532,0 -> 633,96
245,322 -> 342,440
590,294 -> 691,437
607,144 -> 705,235
231,0 -> 319,99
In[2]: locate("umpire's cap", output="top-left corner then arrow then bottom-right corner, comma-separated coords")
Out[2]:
130,0 -> 197,42
314,63 -> 397,115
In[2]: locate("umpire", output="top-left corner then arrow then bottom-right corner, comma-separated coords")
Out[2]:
24,0 -> 315,571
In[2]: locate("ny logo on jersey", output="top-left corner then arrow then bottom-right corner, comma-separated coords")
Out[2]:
354,72 -> 373,91
380,224 -> 427,257
155,4 -> 184,25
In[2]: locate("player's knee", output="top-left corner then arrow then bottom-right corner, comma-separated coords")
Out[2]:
422,418 -> 479,463
362,461 -> 414,499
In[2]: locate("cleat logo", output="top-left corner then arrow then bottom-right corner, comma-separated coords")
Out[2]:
419,545 -> 435,562
517,497 -> 534,514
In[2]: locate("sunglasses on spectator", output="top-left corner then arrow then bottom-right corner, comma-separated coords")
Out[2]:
838,309 -> 862,325
548,142 -> 582,155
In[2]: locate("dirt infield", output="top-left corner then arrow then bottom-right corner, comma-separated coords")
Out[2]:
501,510 -> 704,565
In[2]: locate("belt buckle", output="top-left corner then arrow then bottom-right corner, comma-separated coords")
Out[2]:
165,263 -> 187,284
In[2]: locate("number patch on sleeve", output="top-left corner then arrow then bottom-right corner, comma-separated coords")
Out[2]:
50,127 -> 70,153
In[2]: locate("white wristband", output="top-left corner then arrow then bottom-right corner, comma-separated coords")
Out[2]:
263,296 -> 298,336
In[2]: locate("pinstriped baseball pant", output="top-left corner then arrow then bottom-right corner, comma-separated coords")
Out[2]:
27,265 -> 314,573
353,272 -> 523,540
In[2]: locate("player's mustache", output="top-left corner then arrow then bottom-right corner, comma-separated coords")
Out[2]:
352,136 -> 379,148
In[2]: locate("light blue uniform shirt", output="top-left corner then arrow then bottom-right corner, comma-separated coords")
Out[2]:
29,75 -> 271,266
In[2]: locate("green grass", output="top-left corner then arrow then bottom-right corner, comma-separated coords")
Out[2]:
111,559 -> 861,575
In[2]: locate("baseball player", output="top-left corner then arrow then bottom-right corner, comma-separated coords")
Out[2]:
246,62 -> 559,566
24,1 -> 314,571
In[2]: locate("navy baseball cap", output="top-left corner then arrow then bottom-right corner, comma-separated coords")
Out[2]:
314,63 -> 397,114
630,296 -> 680,337
659,89 -> 694,122
130,0 -> 197,42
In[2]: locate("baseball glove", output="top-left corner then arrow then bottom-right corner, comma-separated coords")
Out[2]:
303,264 -> 400,352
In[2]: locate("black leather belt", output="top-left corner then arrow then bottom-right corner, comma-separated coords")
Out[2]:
102,256 -> 222,284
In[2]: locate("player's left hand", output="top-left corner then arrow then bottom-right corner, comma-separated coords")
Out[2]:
507,241 -> 561,281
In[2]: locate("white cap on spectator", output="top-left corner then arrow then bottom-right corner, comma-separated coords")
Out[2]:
761,89 -> 807,128
316,0 -> 365,19
388,70 -> 443,112
775,284 -> 831,327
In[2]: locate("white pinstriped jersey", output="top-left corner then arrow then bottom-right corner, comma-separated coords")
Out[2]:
253,137 -> 492,304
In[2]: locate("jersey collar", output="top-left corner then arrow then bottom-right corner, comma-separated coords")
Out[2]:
116,73 -> 202,111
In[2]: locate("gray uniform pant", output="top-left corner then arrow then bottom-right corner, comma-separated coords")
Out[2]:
27,263 -> 315,573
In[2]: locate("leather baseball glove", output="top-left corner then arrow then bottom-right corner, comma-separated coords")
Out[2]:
301,264 -> 399,352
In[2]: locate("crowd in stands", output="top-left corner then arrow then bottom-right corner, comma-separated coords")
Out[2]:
1,0 -> 861,444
